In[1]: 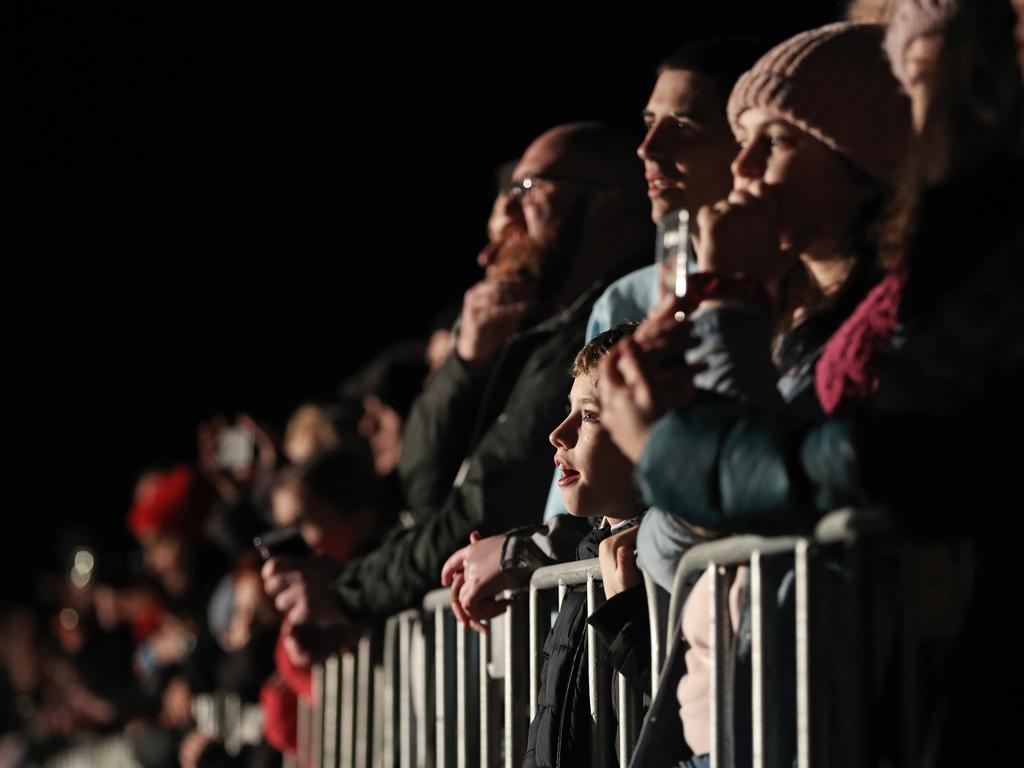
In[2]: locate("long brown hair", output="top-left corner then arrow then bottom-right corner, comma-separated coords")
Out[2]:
773,154 -> 891,346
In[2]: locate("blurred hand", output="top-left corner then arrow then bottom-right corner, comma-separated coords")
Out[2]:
696,182 -> 791,286
598,335 -> 698,464
635,295 -> 704,402
598,526 -> 641,600
197,414 -> 277,503
440,538 -> 477,631
281,617 -> 355,664
261,555 -> 345,628
64,683 -> 116,726
598,298 -> 706,463
159,676 -> 192,728
179,729 -> 214,768
456,279 -> 536,369
149,616 -> 196,665
237,413 -> 278,474
282,625 -> 312,668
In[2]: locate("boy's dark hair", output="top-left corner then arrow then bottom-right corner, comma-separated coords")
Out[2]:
571,322 -> 639,379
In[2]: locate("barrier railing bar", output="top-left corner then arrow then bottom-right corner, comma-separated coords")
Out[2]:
642,567 -> 664,697
322,654 -> 339,768
710,564 -> 735,768
340,651 -> 356,768
795,540 -> 811,768
587,572 -> 614,768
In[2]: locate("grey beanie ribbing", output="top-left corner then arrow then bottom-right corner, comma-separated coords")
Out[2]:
727,22 -> 911,186
884,0 -> 959,92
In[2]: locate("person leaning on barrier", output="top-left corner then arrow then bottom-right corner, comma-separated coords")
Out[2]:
260,447 -> 394,758
262,123 -> 653,631
523,323 -> 649,768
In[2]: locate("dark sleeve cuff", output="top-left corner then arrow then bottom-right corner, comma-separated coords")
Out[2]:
587,584 -> 649,680
500,515 -> 593,583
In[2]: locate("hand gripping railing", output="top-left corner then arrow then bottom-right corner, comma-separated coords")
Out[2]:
297,507 -> 956,768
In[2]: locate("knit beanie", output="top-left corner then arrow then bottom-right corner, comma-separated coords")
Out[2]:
128,465 -> 209,538
728,22 -> 910,186
884,0 -> 958,92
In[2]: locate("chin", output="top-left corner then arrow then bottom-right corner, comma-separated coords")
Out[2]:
651,200 -> 672,225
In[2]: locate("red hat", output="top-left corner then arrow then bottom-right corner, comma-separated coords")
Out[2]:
127,465 -> 208,538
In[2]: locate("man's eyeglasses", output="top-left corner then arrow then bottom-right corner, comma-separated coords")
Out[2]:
506,173 -> 612,202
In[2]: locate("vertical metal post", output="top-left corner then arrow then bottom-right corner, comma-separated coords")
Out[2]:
480,623 -> 495,768
528,583 -> 541,723
617,671 -> 641,766
298,699 -> 311,768
340,651 -> 356,768
355,634 -> 375,768
383,618 -> 399,768
435,608 -> 447,768
795,541 -> 812,768
504,594 -> 530,768
399,614 -> 414,768
586,574 -> 613,768
312,664 -> 325,768
373,653 -> 387,768
751,552 -> 783,768
643,568 -> 665,697
434,606 -> 457,768
456,621 -> 468,768
414,615 -> 428,768
710,564 -> 735,768
323,654 -> 339,768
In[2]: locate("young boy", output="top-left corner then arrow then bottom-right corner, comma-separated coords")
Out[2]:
524,322 -> 643,768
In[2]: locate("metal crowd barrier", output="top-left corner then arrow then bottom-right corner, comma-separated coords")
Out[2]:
42,691 -> 265,768
42,508 -> 964,768
292,508 -> 964,768
646,506 -> 969,768
192,691 -> 264,757
296,556 -> 638,768
43,735 -> 140,768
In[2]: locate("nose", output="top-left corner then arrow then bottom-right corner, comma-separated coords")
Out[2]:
730,139 -> 766,190
637,119 -> 668,162
549,412 -> 577,450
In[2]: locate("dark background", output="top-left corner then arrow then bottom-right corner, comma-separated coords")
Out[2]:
12,2 -> 843,599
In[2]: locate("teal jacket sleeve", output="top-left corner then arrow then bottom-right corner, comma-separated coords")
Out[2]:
635,403 -> 866,535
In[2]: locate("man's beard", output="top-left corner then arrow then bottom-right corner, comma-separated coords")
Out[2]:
489,197 -> 588,304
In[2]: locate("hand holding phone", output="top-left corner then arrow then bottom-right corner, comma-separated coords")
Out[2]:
254,526 -> 311,561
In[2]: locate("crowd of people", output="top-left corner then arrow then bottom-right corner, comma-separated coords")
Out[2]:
4,1 -> 1022,766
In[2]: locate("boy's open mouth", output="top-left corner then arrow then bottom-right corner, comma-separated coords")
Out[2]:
554,456 -> 580,486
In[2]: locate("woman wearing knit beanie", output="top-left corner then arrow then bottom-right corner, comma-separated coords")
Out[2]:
603,22 -> 911,456
696,21 -> 910,327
